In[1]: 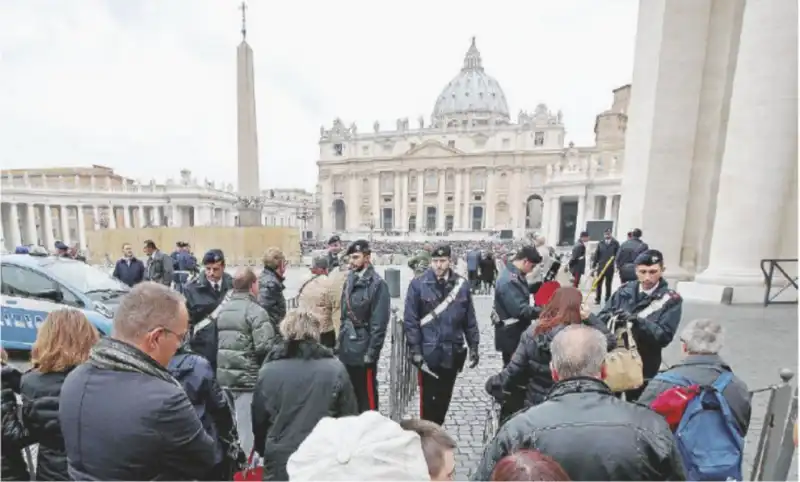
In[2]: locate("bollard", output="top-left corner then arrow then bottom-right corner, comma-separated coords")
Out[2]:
385,268 -> 401,298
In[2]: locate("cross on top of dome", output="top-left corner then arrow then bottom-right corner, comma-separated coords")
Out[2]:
462,36 -> 484,72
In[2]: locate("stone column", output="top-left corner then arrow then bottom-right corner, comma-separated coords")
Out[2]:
8,203 -> 21,248
547,196 -> 561,246
137,207 -> 146,228
541,195 -> 552,238
122,205 -> 131,229
393,172 -> 402,230
602,195 -> 611,220
683,0 -> 798,302
575,195 -> 586,240
371,174 -> 380,229
58,205 -> 70,244
462,169 -> 472,230
415,172 -> 424,232
76,206 -> 86,249
436,170 -> 446,231
617,0 -> 713,280
21,204 -> 36,245
348,174 -> 360,231
92,205 -> 100,229
108,206 -> 117,229
43,205 -> 55,249
453,169 -> 462,231
484,169 -> 495,230
151,207 -> 161,226
400,171 -> 409,232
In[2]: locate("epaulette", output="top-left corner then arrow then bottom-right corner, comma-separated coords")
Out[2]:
668,290 -> 682,301
187,273 -> 200,285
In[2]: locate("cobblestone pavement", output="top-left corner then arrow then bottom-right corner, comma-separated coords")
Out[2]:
10,265 -> 798,480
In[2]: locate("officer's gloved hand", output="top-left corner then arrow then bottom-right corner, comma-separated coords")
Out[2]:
468,348 -> 479,368
411,353 -> 424,368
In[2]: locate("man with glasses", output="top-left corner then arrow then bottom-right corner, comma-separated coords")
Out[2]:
184,249 -> 234,372
596,249 -> 683,402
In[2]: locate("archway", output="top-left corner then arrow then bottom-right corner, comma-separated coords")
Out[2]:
525,194 -> 544,229
333,199 -> 346,231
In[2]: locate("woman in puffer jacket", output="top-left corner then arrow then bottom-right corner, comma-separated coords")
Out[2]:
2,349 -> 30,481
22,309 -> 99,481
485,287 -> 616,418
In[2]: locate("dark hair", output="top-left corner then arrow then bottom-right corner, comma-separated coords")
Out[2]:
490,450 -> 571,481
144,240 -> 157,249
514,246 -> 542,264
399,419 -> 456,477
632,228 -> 642,238
533,286 -> 583,335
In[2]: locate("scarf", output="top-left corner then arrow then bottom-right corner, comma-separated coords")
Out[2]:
89,337 -> 181,388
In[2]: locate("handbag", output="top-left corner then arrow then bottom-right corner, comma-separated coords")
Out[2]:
233,448 -> 263,481
603,314 -> 644,392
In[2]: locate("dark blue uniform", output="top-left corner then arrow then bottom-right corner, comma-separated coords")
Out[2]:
404,268 -> 480,425
338,246 -> 390,413
596,278 -> 682,401
184,271 -> 234,373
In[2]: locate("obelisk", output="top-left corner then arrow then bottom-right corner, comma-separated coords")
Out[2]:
236,1 -> 262,226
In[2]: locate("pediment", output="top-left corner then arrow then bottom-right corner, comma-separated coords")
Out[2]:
404,140 -> 462,158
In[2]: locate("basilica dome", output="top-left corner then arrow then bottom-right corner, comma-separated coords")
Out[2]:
432,37 -> 510,127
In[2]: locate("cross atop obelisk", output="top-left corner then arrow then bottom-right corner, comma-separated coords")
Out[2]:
236,1 -> 262,225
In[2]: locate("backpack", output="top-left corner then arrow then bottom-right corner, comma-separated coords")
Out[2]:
653,371 -> 744,481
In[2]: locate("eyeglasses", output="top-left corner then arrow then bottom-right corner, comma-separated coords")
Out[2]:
153,326 -> 190,344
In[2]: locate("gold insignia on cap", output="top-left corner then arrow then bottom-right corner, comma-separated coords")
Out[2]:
652,256 -> 659,263
436,249 -> 444,256
354,244 -> 361,251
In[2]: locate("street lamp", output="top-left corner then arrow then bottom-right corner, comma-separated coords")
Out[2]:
295,199 -> 313,238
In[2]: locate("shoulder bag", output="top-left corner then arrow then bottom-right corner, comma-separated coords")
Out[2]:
604,314 -> 644,392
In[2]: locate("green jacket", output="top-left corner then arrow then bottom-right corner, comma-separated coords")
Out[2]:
407,249 -> 432,275
216,291 -> 276,391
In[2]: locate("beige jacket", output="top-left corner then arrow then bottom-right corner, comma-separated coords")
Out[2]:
297,274 -> 335,334
326,269 -> 350,338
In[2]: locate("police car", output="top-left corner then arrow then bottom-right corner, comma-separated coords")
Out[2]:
1,254 -> 127,350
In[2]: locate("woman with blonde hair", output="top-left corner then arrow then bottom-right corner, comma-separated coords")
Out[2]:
251,309 -> 357,480
21,309 -> 99,481
485,287 -> 615,421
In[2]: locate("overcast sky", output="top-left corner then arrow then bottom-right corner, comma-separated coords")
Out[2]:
0,0 -> 638,192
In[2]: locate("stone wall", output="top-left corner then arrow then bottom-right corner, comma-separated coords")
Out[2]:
85,227 -> 301,265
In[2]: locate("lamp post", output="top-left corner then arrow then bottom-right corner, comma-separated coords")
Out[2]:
368,212 -> 375,242
295,199 -> 313,238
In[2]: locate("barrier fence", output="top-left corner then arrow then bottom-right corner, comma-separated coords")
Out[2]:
760,258 -> 798,307
388,306 -> 417,422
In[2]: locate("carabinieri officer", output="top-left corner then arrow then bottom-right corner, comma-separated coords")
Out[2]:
404,244 -> 480,426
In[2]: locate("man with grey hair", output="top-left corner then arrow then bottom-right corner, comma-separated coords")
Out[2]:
639,318 -> 751,435
297,253 -> 336,348
473,325 -> 684,481
59,282 -> 216,480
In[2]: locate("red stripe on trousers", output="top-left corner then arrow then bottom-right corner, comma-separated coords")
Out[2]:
418,370 -> 424,419
366,367 -> 376,410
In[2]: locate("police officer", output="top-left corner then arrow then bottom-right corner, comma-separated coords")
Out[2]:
326,235 -> 342,270
183,249 -> 234,371
568,231 -> 590,288
492,246 -> 542,367
172,242 -> 197,293
616,228 -> 649,283
596,249 -> 683,402
404,244 -> 480,425
591,228 -> 620,305
337,240 -> 390,413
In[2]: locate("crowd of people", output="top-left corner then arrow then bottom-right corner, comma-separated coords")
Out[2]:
0,230 -> 780,481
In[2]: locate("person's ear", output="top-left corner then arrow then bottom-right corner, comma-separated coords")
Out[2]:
550,362 -> 559,382
600,363 -> 607,381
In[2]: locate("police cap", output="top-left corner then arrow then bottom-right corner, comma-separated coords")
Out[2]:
514,245 -> 542,264
346,239 -> 371,256
579,231 -> 590,238
202,249 -> 225,265
328,235 -> 341,246
54,241 -> 68,250
431,244 -> 451,259
635,249 -> 664,266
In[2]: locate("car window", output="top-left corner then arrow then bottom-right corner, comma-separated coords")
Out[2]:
1,265 -> 57,297
40,259 -> 129,294
59,287 -> 84,308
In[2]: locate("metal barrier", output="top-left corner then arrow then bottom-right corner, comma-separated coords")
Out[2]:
760,259 -> 798,307
286,295 -> 299,310
388,306 -> 417,422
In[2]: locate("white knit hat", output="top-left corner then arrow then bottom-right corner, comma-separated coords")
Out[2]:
287,411 -> 430,481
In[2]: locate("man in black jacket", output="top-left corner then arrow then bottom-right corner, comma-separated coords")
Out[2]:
111,243 -> 145,287
568,231 -> 590,288
258,247 -> 288,332
472,325 -> 685,481
590,228 -> 620,304
616,228 -> 649,283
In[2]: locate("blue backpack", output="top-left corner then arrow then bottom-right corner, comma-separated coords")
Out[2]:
655,371 -> 744,481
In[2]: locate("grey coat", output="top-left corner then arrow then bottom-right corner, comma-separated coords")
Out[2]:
146,250 -> 175,286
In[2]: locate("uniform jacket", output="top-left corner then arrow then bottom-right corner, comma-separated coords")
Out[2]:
407,249 -> 432,275
615,238 -> 649,271
297,274 -> 335,334
327,268 -> 349,339
472,377 -> 686,481
252,340 -> 358,481
168,347 -> 230,468
568,241 -> 587,276
466,250 -> 481,272
172,252 -> 197,287
404,269 -> 480,370
493,263 -> 540,354
145,250 -> 174,286
637,353 -> 752,435
338,265 -> 391,366
591,238 -> 620,272
486,315 -> 616,408
258,268 -> 287,331
216,291 -> 276,391
111,257 -> 145,287
184,272 -> 235,372
479,255 -> 498,282
1,363 -> 30,482
21,368 -> 74,481
596,279 -> 683,379
59,360 -> 216,480
326,250 -> 340,270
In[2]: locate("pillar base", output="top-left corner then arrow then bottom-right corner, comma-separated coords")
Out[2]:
677,268 -> 781,304
237,208 -> 263,227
